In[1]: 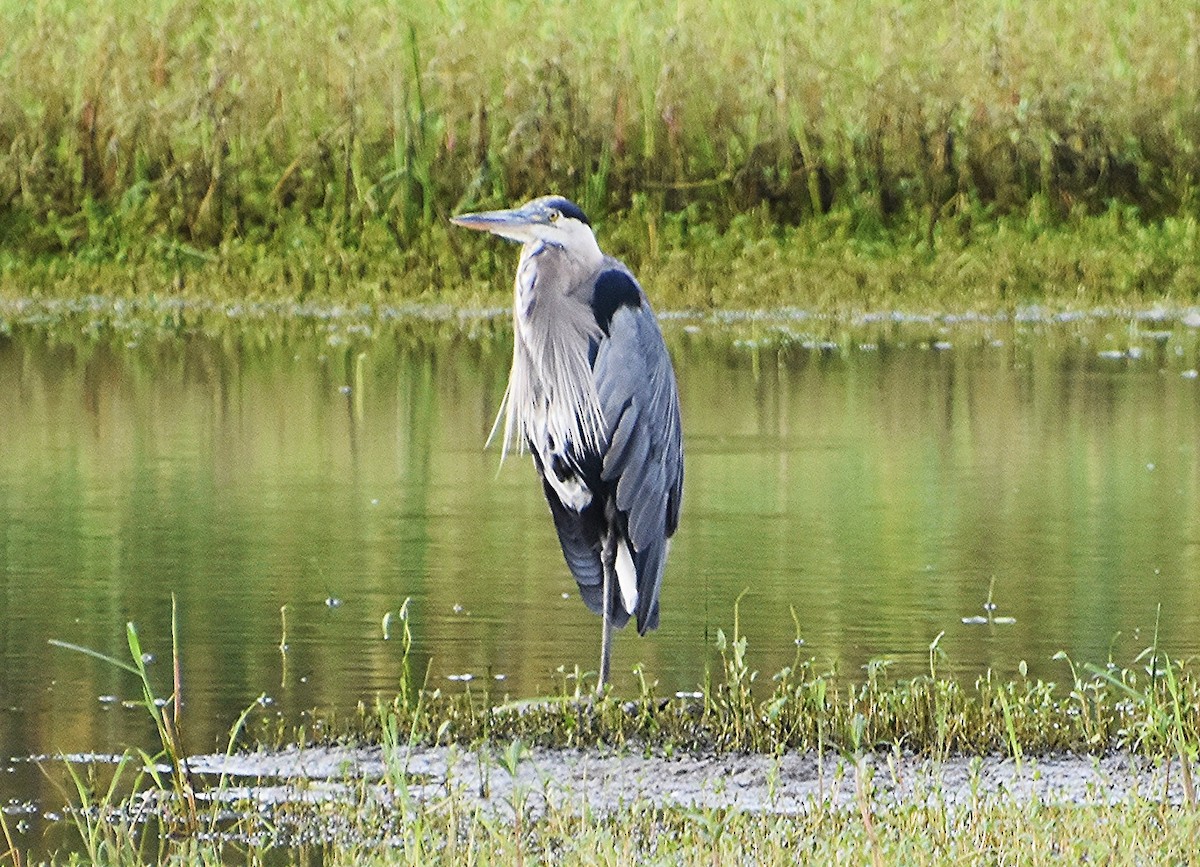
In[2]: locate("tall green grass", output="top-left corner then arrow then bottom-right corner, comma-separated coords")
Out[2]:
1,0 -> 1199,309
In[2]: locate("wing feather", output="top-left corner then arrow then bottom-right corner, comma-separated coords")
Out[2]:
602,401 -> 639,481
591,284 -> 683,634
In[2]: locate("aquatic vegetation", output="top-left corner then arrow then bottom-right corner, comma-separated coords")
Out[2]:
354,607 -> 1200,760
15,603 -> 1200,865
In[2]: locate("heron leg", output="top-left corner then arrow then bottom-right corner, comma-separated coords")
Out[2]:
598,525 -> 617,695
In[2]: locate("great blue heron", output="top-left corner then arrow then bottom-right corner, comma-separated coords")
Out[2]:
451,195 -> 684,694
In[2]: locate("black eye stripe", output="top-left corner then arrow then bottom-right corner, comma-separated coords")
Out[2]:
537,196 -> 590,227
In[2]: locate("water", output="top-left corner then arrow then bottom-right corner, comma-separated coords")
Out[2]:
3,311 -> 1200,825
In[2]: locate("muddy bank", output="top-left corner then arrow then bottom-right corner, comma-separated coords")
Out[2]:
186,745 -> 1191,816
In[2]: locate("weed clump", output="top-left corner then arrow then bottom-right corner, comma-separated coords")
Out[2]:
359,605 -> 1200,762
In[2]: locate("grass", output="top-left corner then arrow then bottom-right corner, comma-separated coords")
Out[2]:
18,794 -> 1200,865
3,203 -> 1200,323
10,601 -> 1200,865
2,0 -> 1200,312
349,602 -> 1200,761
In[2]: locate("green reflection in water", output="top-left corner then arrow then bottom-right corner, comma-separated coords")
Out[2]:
3,318 -> 1200,772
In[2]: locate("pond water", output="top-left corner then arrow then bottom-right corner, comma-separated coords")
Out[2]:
3,309 -> 1200,823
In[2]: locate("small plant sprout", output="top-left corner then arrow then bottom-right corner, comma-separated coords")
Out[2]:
279,603 -> 290,688
928,630 -> 946,680
498,738 -> 530,779
962,575 -> 1016,625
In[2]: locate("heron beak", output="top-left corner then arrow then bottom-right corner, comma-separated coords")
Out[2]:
450,204 -> 543,242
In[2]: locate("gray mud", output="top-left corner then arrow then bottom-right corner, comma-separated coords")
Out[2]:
186,746 -> 1191,816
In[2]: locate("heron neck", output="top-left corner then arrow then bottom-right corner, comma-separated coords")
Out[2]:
522,235 -> 604,274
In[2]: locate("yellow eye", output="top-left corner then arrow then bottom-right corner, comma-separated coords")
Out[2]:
548,209 -> 562,223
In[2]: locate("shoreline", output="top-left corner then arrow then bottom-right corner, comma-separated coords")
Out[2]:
186,742 -> 1194,816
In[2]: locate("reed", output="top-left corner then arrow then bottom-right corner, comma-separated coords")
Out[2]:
1,0 -> 1198,309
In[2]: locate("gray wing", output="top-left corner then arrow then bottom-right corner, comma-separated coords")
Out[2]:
593,293 -> 684,634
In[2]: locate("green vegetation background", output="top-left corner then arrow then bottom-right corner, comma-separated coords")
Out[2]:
2,0 -> 1200,311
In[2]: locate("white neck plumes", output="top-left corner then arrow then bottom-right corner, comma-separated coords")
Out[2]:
490,225 -> 606,463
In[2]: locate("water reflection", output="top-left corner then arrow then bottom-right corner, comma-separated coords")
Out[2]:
3,316 -> 1200,776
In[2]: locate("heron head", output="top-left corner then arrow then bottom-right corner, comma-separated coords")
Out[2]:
451,196 -> 599,259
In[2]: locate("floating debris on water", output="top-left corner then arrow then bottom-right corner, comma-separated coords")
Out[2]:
962,615 -> 1016,625
325,597 -> 342,608
447,673 -> 474,682
1,799 -> 38,816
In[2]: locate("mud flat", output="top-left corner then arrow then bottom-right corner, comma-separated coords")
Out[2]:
188,744 -> 1192,817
